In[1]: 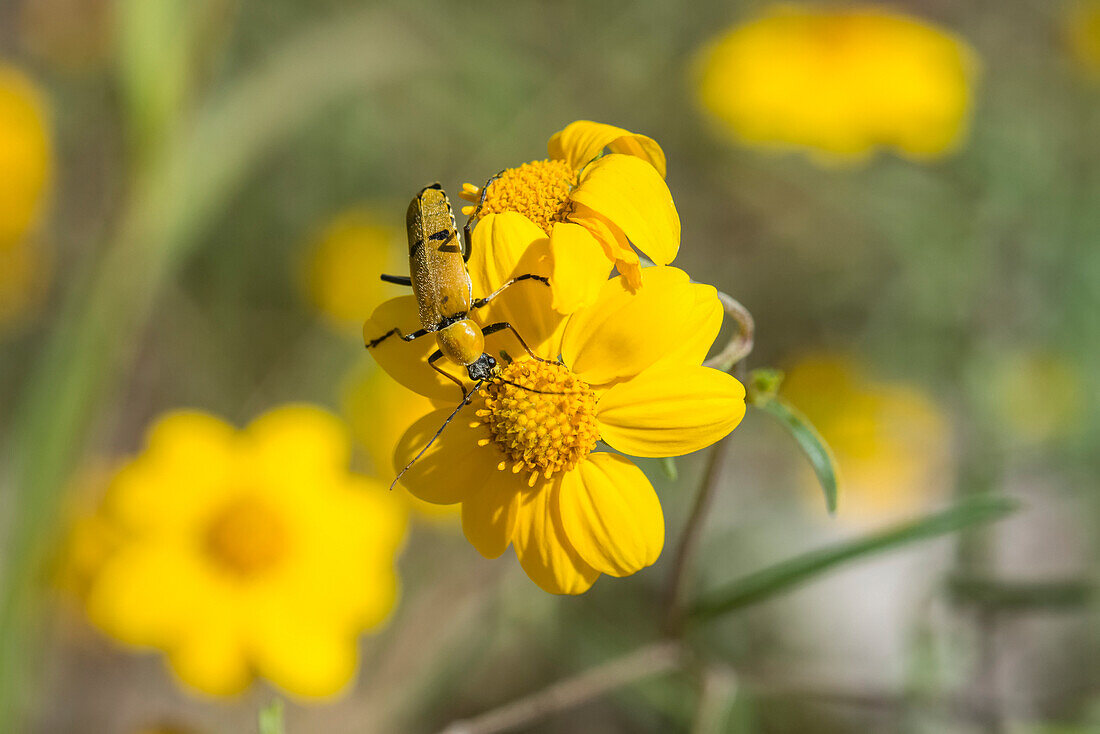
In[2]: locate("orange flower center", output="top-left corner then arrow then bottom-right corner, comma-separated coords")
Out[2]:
462,159 -> 578,234
204,495 -> 288,578
472,359 -> 598,486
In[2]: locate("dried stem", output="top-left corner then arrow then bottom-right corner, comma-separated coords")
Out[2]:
436,641 -> 683,734
703,292 -> 755,373
665,292 -> 755,635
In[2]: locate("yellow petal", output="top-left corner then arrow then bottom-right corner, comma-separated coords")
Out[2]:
106,411 -> 236,531
245,404 -> 350,477
561,267 -> 719,385
340,362 -> 439,478
597,365 -> 746,457
547,222 -> 614,314
251,626 -> 358,699
468,211 -> 564,360
393,405 -> 503,505
557,453 -> 664,577
569,154 -> 680,266
167,622 -> 252,697
512,483 -> 599,595
651,277 -> 724,369
461,469 -> 522,559
85,544 -> 207,647
364,295 -> 463,402
548,120 -> 667,177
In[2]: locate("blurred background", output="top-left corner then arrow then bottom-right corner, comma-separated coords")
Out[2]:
2,0 -> 1099,732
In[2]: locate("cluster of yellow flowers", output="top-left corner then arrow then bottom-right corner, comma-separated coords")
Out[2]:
0,63 -> 52,327
695,5 -> 977,163
365,121 -> 746,594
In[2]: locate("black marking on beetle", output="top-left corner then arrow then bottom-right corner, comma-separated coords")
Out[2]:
437,243 -> 462,254
410,239 -> 424,257
427,182 -> 443,190
428,229 -> 454,243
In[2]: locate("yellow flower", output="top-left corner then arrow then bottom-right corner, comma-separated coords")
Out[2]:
984,350 -> 1083,446
364,219 -> 745,594
1068,1 -> 1100,76
782,354 -> 952,523
0,63 -> 51,243
300,209 -> 399,332
85,405 -> 407,699
341,363 -> 458,520
460,120 -> 679,312
695,5 -> 977,162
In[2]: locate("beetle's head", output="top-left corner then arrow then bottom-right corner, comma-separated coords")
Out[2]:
466,353 -> 497,382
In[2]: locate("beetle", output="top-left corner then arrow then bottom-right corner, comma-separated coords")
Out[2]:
365,183 -> 563,487
367,183 -> 550,396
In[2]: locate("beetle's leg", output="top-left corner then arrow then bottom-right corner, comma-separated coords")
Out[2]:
462,170 -> 504,263
471,274 -> 551,310
366,325 -> 435,349
429,349 -> 469,400
482,321 -> 554,364
380,274 -> 412,286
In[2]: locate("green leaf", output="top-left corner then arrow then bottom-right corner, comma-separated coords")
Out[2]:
259,699 -> 285,734
757,397 -> 838,514
690,494 -> 1018,623
746,368 -> 785,405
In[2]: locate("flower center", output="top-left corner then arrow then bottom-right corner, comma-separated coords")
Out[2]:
472,359 -> 599,486
204,495 -> 288,579
463,159 -> 578,234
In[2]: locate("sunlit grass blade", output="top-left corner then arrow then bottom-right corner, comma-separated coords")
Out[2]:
757,396 -> 838,515
690,494 -> 1018,623
259,699 -> 285,734
659,457 -> 679,481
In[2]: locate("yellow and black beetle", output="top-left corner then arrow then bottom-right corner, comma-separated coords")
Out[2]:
367,182 -> 550,395
366,183 -> 564,487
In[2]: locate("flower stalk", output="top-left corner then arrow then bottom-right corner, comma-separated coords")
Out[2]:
664,291 -> 755,636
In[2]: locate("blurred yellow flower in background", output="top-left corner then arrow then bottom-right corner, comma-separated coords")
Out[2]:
84,406 -> 407,699
301,209 -> 399,332
461,120 -> 678,311
0,63 -> 51,243
1068,1 -> 1100,76
0,63 -> 52,328
366,216 -> 744,594
984,349 -> 1084,446
782,354 -> 952,522
341,364 -> 457,520
695,5 -> 977,162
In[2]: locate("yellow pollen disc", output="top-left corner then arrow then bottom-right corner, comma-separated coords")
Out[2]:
479,359 -> 599,481
204,495 -> 288,578
464,159 -> 579,234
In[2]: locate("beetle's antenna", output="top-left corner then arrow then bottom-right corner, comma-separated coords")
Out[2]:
494,377 -> 584,396
390,383 -> 482,491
